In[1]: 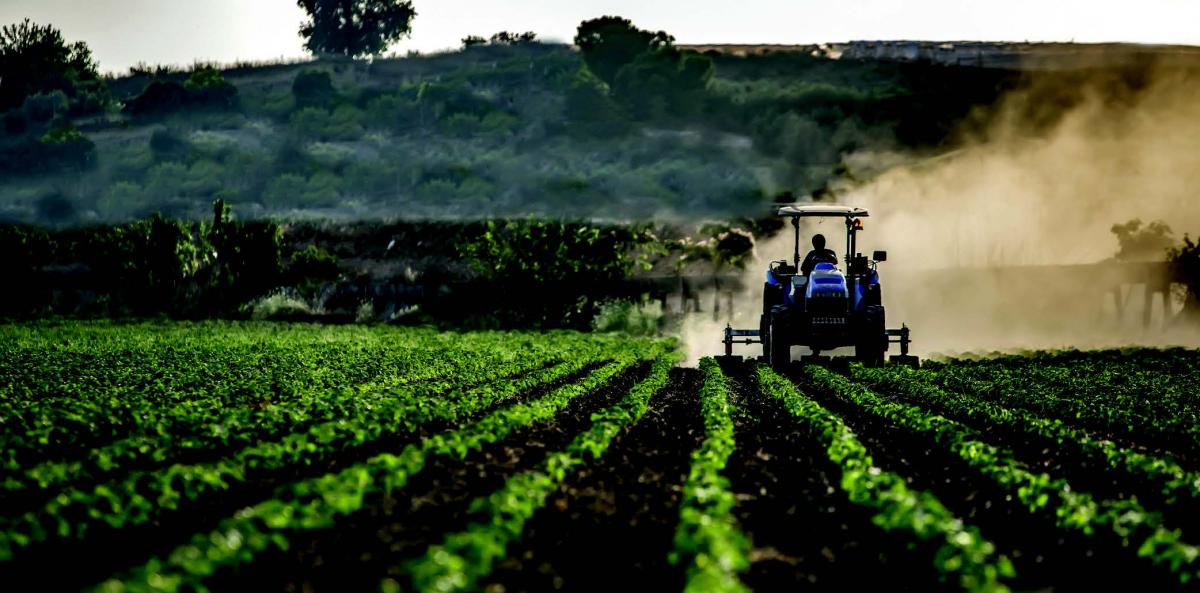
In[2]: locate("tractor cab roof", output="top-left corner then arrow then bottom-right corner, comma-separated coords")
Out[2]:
777,204 -> 869,218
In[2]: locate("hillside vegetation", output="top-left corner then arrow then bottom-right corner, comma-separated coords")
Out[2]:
0,24 -> 1018,225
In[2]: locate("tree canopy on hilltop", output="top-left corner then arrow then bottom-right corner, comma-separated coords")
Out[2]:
574,16 -> 673,86
296,0 -> 417,58
0,19 -> 104,112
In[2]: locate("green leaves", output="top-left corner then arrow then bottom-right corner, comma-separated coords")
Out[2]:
85,342 -> 669,593
765,366 -> 1013,593
671,359 -> 750,593
813,365 -> 1200,583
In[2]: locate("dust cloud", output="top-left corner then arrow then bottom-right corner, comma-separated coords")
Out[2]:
684,62 -> 1200,362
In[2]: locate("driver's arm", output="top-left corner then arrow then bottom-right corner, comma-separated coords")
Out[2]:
799,251 -> 816,276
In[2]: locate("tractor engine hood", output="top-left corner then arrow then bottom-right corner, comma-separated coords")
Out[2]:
798,264 -> 849,315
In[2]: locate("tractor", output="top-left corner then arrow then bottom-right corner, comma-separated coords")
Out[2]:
720,204 -> 918,369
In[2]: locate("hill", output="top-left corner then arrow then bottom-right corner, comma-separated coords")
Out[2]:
0,41 -> 1020,226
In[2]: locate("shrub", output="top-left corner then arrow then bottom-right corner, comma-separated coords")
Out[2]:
287,244 -> 339,284
145,161 -> 188,198
365,93 -> 417,130
184,66 -> 238,108
149,128 -> 190,160
591,298 -> 664,335
327,105 -> 365,139
246,289 -> 315,320
123,81 -> 191,116
441,112 -> 481,137
565,67 -> 627,137
480,111 -> 519,136
98,181 -> 147,219
289,106 -> 331,140
263,172 -> 339,208
292,70 -> 336,109
20,91 -> 68,122
37,121 -> 94,170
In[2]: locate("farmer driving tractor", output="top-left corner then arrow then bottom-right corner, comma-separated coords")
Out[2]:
800,233 -> 839,276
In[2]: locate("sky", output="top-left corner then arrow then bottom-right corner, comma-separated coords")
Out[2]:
2,0 -> 1198,74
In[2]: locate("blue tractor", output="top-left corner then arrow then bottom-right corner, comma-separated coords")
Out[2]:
721,204 -> 918,369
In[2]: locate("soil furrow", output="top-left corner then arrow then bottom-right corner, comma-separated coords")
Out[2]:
721,363 -> 948,593
198,362 -> 650,593
794,369 -> 1187,593
7,361 -> 607,593
480,367 -> 704,593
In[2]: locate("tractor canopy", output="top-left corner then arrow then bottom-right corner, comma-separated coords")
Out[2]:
777,204 -> 869,218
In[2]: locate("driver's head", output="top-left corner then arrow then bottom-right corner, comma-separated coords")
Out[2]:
812,234 -> 826,250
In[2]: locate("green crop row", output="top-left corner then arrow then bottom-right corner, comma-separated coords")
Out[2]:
88,349 -> 662,593
930,357 -> 1200,457
669,359 -> 750,593
0,326 -> 582,475
809,366 -> 1200,584
762,367 -> 1013,592
405,354 -> 677,593
3,348 -> 552,499
859,365 -> 1200,508
0,351 -> 612,562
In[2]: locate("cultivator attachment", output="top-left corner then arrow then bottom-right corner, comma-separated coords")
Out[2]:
717,323 -> 919,368
886,325 -> 920,368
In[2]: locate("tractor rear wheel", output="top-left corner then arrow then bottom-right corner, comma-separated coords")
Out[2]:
855,305 -> 886,367
769,309 -> 790,370
759,314 -> 771,361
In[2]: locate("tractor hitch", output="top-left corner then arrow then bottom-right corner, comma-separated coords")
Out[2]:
717,324 -> 761,363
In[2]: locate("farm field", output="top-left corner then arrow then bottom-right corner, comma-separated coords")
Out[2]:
3,323 -> 1200,592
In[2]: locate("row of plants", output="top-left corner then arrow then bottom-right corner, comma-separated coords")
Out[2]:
669,359 -> 749,593
0,325 -> 584,480
807,366 -> 1200,584
0,337 -> 657,562
859,365 -> 1200,508
88,348 -> 666,592
762,367 -> 1014,592
2,344 -> 557,501
406,354 -> 677,593
929,357 -> 1200,461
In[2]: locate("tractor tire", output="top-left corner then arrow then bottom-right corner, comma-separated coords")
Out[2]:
854,305 -> 886,367
759,314 -> 771,361
769,308 -> 791,370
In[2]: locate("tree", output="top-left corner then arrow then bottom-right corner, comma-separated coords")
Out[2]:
565,67 -> 627,137
1112,219 -> 1174,261
0,19 -> 104,112
574,16 -> 672,85
296,0 -> 416,58
575,17 -> 711,120
489,31 -> 537,45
